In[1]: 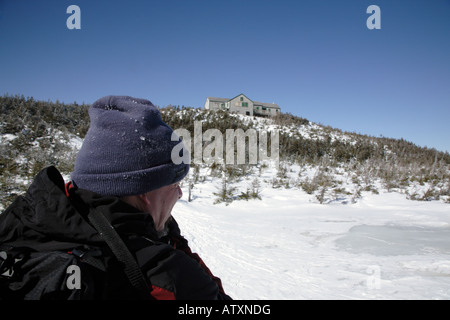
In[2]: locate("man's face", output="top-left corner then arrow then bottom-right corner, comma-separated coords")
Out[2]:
144,182 -> 183,231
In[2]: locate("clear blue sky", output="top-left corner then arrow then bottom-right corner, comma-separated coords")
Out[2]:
1,0 -> 449,152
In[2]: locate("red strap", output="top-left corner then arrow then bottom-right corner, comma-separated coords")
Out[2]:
64,181 -> 74,198
150,285 -> 175,300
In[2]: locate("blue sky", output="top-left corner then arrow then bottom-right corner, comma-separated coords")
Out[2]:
1,0 -> 449,152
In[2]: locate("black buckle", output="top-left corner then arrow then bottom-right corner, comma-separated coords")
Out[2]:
0,247 -> 30,278
0,251 -> 15,278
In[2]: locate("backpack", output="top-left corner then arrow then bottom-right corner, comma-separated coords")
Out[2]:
0,206 -> 152,300
0,244 -> 106,299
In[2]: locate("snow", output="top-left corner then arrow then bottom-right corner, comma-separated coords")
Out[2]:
0,134 -> 17,142
173,179 -> 450,300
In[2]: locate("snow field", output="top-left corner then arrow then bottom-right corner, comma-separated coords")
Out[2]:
174,178 -> 450,300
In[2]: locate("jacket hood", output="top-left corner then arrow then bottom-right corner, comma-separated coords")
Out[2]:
0,166 -> 158,251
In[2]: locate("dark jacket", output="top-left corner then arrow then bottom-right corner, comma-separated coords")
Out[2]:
0,166 -> 230,300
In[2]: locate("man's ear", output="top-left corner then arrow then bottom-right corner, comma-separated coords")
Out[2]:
137,193 -> 151,206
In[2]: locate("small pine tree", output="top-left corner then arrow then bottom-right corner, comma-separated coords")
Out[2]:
213,171 -> 237,205
250,177 -> 262,200
187,173 -> 195,202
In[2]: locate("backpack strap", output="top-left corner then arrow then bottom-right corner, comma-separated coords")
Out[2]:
87,206 -> 152,300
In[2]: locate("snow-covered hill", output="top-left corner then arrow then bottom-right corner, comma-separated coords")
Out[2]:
164,111 -> 450,299
168,109 -> 450,207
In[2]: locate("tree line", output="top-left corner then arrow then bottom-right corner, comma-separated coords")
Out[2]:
1,94 -> 449,209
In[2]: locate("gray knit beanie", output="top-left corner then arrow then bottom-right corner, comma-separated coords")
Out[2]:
71,95 -> 189,197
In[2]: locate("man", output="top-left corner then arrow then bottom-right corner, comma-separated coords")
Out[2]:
0,95 -> 231,300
